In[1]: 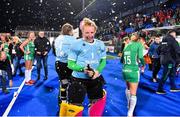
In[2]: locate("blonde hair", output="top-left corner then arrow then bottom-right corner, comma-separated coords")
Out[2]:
0,33 -> 6,37
80,18 -> 97,32
13,36 -> 22,44
27,31 -> 35,38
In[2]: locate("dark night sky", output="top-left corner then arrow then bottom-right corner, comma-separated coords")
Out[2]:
0,0 -> 177,32
0,0 -> 94,32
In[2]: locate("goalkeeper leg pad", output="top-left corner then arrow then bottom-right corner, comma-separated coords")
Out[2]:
59,102 -> 68,116
89,89 -> 107,116
59,102 -> 84,116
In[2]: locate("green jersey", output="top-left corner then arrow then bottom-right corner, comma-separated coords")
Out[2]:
24,41 -> 35,61
3,43 -> 11,61
122,41 -> 145,71
122,41 -> 145,83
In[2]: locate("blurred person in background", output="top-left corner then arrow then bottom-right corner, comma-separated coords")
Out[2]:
12,36 -> 24,76
148,34 -> 161,82
20,31 -> 35,86
0,51 -> 13,94
156,30 -> 180,94
34,31 -> 51,81
0,33 -> 13,87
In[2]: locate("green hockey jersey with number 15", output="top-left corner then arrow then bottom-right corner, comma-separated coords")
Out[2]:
122,41 -> 145,71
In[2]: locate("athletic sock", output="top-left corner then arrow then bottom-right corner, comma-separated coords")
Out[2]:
128,95 -> 137,117
28,69 -> 32,81
125,88 -> 130,108
25,70 -> 29,82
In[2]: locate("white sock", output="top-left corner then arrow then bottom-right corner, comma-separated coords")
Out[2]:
128,95 -> 137,117
125,89 -> 130,108
28,70 -> 32,81
25,70 -> 29,82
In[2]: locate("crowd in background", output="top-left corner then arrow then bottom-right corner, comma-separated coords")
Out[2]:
97,6 -> 180,41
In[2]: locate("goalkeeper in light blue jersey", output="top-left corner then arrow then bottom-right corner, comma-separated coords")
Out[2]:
68,36 -> 106,79
59,18 -> 107,116
54,23 -> 77,111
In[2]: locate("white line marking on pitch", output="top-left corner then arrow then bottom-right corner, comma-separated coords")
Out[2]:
3,65 -> 35,117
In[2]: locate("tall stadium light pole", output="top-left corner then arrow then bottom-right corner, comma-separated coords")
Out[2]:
75,0 -> 96,19
82,0 -> 85,10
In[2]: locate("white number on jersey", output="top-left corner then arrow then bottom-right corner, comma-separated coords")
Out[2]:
124,55 -> 131,64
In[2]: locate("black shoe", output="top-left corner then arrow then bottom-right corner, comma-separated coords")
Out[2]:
170,88 -> 180,92
37,76 -> 40,81
12,73 -> 16,77
156,90 -> 166,94
43,76 -> 48,81
3,89 -> 9,94
19,72 -> 24,76
56,111 -> 59,116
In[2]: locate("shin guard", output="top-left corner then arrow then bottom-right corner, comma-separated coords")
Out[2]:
66,103 -> 83,116
59,102 -> 84,116
59,102 -> 68,116
60,79 -> 69,102
89,89 -> 107,116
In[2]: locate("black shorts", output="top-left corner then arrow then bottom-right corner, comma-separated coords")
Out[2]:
67,76 -> 104,104
55,61 -> 72,81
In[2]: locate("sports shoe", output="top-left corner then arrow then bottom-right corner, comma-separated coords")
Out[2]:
170,88 -> 180,92
3,89 -> 9,94
156,90 -> 166,94
19,72 -> 24,76
29,80 -> 35,84
12,73 -> 16,77
25,81 -> 33,86
36,76 -> 40,81
152,78 -> 157,83
43,76 -> 48,81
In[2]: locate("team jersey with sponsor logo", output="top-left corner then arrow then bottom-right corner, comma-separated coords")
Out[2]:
122,41 -> 145,71
24,41 -> 35,60
68,38 -> 106,79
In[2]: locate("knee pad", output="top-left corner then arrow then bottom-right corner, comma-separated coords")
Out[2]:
60,79 -> 69,101
59,102 -> 84,116
61,79 -> 69,87
89,89 -> 107,116
67,80 -> 86,104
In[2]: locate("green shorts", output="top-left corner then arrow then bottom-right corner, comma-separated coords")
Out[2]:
24,54 -> 34,61
122,69 -> 140,83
